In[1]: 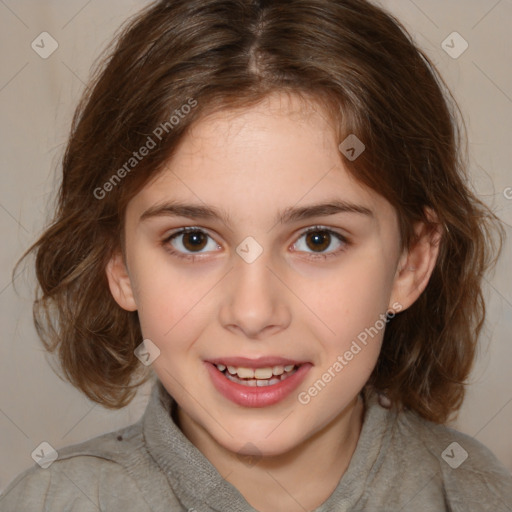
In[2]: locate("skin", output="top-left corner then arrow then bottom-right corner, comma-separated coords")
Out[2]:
107,92 -> 440,512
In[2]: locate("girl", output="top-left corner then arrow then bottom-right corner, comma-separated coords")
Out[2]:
2,0 -> 511,510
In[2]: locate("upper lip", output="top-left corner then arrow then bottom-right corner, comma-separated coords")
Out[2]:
206,356 -> 309,368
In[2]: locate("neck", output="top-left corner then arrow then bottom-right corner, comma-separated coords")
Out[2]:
177,394 -> 365,512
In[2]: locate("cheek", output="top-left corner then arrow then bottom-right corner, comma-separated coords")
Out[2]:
304,255 -> 394,343
132,256 -> 216,349
303,263 -> 391,408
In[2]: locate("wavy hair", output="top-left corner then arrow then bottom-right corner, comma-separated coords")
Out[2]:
16,0 -> 504,421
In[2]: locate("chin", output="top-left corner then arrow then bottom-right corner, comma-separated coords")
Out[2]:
212,417 -> 310,458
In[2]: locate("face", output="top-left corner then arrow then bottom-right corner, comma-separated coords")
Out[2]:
108,92 -> 416,457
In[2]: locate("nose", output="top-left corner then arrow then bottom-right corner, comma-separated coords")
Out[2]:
218,249 -> 291,340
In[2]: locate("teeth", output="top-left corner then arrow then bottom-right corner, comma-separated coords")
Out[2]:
225,371 -> 295,387
237,367 -> 254,379
218,364 -> 299,387
215,363 -> 297,379
216,364 -> 296,387
272,365 -> 284,375
254,368 -> 273,379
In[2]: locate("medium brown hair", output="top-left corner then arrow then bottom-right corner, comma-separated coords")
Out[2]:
17,0 -> 504,422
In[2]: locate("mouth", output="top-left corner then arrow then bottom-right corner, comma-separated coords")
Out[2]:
205,357 -> 312,407
215,363 -> 299,387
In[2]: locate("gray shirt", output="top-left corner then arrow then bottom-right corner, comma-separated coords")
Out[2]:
1,379 -> 511,511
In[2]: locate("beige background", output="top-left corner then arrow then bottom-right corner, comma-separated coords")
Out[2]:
0,0 -> 511,493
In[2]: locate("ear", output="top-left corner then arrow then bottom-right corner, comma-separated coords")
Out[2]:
388,208 -> 443,313
105,251 -> 138,311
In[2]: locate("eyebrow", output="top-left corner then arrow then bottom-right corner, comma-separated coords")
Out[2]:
139,199 -> 373,226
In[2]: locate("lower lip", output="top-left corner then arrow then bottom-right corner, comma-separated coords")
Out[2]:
205,362 -> 312,408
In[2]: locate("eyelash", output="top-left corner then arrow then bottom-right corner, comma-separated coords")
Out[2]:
162,226 -> 350,262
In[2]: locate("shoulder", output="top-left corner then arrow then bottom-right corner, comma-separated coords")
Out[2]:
0,422 -> 155,512
394,405 -> 512,510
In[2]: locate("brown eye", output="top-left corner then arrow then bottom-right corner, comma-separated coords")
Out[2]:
182,231 -> 208,252
305,230 -> 331,252
293,226 -> 348,259
166,228 -> 220,257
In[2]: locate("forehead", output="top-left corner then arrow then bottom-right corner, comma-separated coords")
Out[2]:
128,92 -> 396,229
174,92 -> 340,169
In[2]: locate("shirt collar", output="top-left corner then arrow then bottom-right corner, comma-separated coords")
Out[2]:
142,379 -> 394,512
